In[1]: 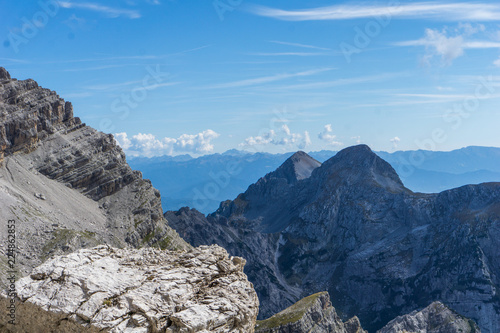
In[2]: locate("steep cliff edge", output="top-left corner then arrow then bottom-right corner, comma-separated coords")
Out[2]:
255,292 -> 366,333
0,67 -> 188,288
168,145 -> 500,332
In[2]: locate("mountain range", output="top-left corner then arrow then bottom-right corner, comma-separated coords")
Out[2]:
129,146 -> 500,214
166,145 -> 500,332
1,67 -> 496,332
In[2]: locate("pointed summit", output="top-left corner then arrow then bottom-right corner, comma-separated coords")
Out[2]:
270,151 -> 321,184
318,144 -> 405,192
0,67 -> 11,80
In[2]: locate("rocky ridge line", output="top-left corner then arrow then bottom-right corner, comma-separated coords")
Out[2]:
255,292 -> 366,333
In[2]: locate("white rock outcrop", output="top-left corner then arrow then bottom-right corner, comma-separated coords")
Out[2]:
15,245 -> 259,332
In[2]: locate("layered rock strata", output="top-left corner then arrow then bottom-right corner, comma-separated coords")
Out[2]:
0,67 -> 188,288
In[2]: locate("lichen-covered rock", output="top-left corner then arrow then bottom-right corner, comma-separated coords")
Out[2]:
14,245 -> 259,332
255,292 -> 366,333
377,301 -> 480,333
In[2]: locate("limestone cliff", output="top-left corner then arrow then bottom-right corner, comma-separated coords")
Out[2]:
0,67 -> 188,289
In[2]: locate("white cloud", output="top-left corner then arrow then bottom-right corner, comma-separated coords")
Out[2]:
114,132 -> 132,150
351,136 -> 361,144
114,130 -> 220,157
58,2 -> 141,19
249,3 -> 500,22
318,124 -> 342,146
282,124 -> 291,136
390,136 -> 401,150
396,25 -> 500,66
457,22 -> 485,36
403,28 -> 464,65
304,131 -> 312,146
241,130 -> 276,146
495,57 -> 500,67
240,126 -> 310,150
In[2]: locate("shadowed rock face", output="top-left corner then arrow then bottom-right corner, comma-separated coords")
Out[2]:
13,245 -> 259,332
377,301 -> 480,333
0,68 -> 188,287
255,292 -> 366,333
167,145 -> 500,332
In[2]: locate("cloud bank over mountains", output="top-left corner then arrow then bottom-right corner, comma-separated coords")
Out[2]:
116,124 -> 339,157
114,130 -> 220,157
239,124 -> 311,150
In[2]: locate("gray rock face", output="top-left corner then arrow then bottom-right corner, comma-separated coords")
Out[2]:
255,292 -> 366,333
14,244 -> 259,332
377,301 -> 480,333
0,68 -> 188,289
167,145 -> 500,332
271,151 -> 321,183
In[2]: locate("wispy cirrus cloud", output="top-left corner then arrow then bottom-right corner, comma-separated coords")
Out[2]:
248,2 -> 500,21
40,46 -> 211,64
269,40 -> 331,51
256,73 -> 404,92
0,58 -> 30,64
84,79 -> 180,91
201,68 -> 334,89
248,52 -> 330,57
58,1 -> 141,19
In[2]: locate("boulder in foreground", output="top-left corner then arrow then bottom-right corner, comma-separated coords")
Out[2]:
14,245 -> 259,332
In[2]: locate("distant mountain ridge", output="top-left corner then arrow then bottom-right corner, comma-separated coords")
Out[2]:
130,146 -> 500,214
166,145 -> 500,332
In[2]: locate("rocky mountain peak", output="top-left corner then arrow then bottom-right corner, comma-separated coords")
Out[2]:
0,67 -> 11,80
378,301 -> 480,333
1,68 -> 189,287
269,150 -> 321,184
318,144 -> 405,191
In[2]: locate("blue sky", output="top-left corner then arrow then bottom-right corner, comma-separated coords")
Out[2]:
2,0 -> 500,157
